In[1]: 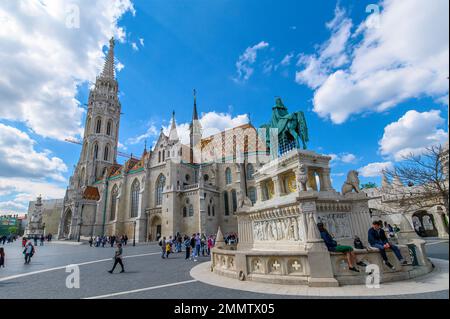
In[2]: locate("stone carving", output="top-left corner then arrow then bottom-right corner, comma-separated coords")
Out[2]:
317,213 -> 352,239
253,216 -> 305,242
296,164 -> 308,191
341,170 -> 360,195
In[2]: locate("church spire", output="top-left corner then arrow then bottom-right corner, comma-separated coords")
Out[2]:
192,89 -> 198,121
169,111 -> 179,142
101,37 -> 115,79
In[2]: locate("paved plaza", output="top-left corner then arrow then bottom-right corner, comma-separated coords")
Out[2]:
0,239 -> 448,299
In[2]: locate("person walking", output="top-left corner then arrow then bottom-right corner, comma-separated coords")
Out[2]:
124,235 -> 128,246
108,243 -> 125,274
183,235 -> 191,260
190,234 -> 196,261
21,237 -> 27,248
33,235 -> 38,246
0,247 -> 5,268
88,236 -> 93,247
40,234 -> 45,246
165,240 -> 172,259
160,236 -> 167,259
207,236 -> 214,256
23,241 -> 35,264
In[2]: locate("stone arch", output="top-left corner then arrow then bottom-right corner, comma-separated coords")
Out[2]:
104,144 -> 110,161
93,142 -> 99,160
149,215 -> 162,241
95,116 -> 102,134
106,119 -> 113,136
130,178 -> 140,218
110,184 -> 119,221
412,210 -> 438,237
62,208 -> 73,238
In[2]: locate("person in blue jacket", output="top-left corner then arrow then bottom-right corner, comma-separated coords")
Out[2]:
317,223 -> 366,272
368,220 -> 408,270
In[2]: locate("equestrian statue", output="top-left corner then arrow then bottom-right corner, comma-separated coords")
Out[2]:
260,97 -> 309,152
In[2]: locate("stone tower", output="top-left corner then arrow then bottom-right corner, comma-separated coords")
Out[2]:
77,38 -> 121,185
189,89 -> 202,163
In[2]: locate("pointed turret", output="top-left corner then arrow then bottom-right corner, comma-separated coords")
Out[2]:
392,174 -> 403,187
101,37 -> 115,79
381,174 -> 390,189
169,111 -> 179,142
190,89 -> 203,163
192,89 -> 199,121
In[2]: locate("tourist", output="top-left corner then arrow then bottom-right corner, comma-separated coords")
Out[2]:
0,247 -> 5,268
23,241 -> 35,264
195,233 -> 201,260
190,234 -> 196,260
207,236 -> 214,255
108,243 -> 125,274
102,236 -> 107,248
165,240 -> 172,258
317,223 -> 366,272
368,221 -> 408,270
387,224 -> 395,238
88,236 -> 93,247
110,235 -> 116,248
33,235 -> 38,246
176,234 -> 182,253
183,235 -> 191,260
159,236 -> 167,258
21,237 -> 27,247
124,235 -> 128,246
40,234 -> 45,246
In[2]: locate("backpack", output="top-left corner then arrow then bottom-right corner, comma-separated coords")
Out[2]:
158,240 -> 163,247
354,237 -> 365,249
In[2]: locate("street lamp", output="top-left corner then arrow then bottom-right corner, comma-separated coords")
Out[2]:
133,220 -> 136,246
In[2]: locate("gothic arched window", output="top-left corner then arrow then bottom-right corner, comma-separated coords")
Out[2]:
106,120 -> 112,136
104,145 -> 109,161
207,205 -> 211,216
223,191 -> 229,216
246,164 -> 254,180
93,143 -> 99,160
188,205 -> 194,217
231,189 -> 237,213
225,167 -> 232,185
96,118 -> 102,134
183,207 -> 187,218
158,151 -> 161,163
110,185 -> 118,221
248,187 -> 257,204
130,179 -> 140,218
212,205 -> 215,216
86,117 -> 92,135
155,174 -> 166,206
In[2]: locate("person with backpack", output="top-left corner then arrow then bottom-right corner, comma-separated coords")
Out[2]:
165,240 -> 172,259
23,241 -> 35,264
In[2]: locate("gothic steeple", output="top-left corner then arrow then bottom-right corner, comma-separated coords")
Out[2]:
169,111 -> 179,142
190,89 -> 202,163
192,89 -> 199,121
101,37 -> 115,79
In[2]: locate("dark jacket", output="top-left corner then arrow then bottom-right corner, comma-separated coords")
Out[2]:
319,231 -> 337,252
368,227 -> 388,246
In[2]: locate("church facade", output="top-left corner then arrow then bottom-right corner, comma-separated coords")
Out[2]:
57,38 -> 270,242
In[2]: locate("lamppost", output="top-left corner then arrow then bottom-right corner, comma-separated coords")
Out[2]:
133,220 -> 137,246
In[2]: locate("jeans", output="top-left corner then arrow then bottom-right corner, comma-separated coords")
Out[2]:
161,246 -> 166,258
371,243 -> 403,262
195,244 -> 201,257
24,253 -> 32,264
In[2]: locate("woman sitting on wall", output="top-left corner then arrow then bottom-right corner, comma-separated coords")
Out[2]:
317,222 -> 367,272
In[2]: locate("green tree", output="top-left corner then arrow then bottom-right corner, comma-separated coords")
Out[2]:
8,226 -> 18,234
361,182 -> 377,189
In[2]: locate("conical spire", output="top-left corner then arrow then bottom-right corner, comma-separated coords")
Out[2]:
169,111 -> 179,141
192,89 -> 198,121
101,37 -> 115,79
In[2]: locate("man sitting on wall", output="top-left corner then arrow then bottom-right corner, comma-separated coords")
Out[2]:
368,220 -> 409,270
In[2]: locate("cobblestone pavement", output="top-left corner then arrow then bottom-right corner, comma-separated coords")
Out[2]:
0,239 -> 448,299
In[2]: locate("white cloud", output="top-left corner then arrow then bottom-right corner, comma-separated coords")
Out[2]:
158,112 -> 249,145
358,162 -> 393,177
326,152 -> 358,165
0,0 -> 135,140
296,5 -> 352,89
296,1 -> 449,124
127,124 -> 159,145
379,110 -> 448,161
0,178 -> 66,215
0,123 -> 68,182
233,41 -> 269,83
131,42 -> 138,51
280,53 -> 294,66
139,38 -> 144,47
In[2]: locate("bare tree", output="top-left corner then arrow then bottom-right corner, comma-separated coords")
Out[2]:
382,145 -> 449,218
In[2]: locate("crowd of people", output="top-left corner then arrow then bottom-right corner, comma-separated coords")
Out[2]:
158,233 -> 216,261
0,234 -> 17,244
88,235 -> 128,248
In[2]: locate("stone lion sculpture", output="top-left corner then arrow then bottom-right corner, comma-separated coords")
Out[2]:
341,170 -> 360,195
296,163 -> 308,191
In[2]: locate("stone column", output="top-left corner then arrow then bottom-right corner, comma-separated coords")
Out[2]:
321,168 -> 333,191
307,169 -> 317,191
256,183 -> 263,202
272,176 -> 282,197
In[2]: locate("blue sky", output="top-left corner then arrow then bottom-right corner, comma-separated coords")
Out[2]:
0,0 -> 448,215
